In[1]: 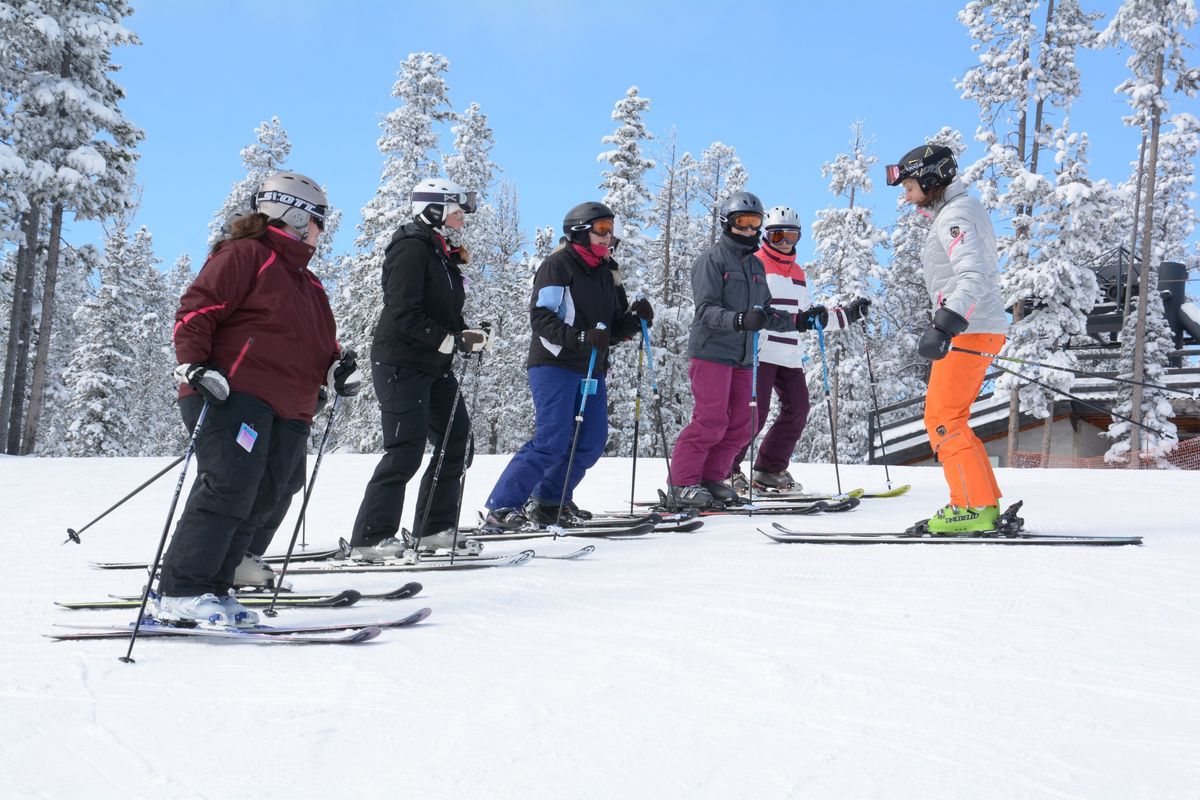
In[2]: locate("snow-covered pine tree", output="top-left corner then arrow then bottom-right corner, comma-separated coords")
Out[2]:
958,0 -> 1100,464
0,0 -> 142,455
207,117 -> 291,248
644,131 -> 702,457
62,225 -> 143,456
697,142 -> 747,244
31,243 -> 93,455
597,86 -> 655,456
335,52 -> 453,453
1099,0 -> 1197,464
797,122 -> 886,465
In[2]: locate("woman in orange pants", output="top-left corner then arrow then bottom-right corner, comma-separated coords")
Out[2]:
886,144 -> 1009,533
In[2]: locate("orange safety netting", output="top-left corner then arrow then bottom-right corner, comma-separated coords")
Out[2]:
1011,436 -> 1200,470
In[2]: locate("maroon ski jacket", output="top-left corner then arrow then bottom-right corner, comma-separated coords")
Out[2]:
173,226 -> 339,423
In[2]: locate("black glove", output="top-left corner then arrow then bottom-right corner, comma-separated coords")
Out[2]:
577,327 -> 610,350
845,298 -> 871,324
735,309 -> 767,332
796,305 -> 829,332
328,350 -> 363,397
765,308 -> 794,333
917,307 -> 969,360
630,298 -> 654,325
456,329 -> 490,354
174,363 -> 230,405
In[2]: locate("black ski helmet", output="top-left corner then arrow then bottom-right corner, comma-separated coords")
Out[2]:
563,201 -> 615,245
885,145 -> 957,192
717,191 -> 765,229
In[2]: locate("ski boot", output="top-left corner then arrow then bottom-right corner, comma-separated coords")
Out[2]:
752,469 -> 798,493
667,484 -> 714,508
412,528 -> 483,555
701,479 -> 739,506
347,535 -> 413,562
525,499 -> 579,527
156,593 -> 229,626
233,552 -> 277,589
219,589 -> 261,627
728,469 -> 750,494
482,507 -> 529,533
565,500 -> 593,520
921,504 -> 1001,535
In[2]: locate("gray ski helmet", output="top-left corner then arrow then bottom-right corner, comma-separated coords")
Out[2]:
251,172 -> 329,231
563,201 -> 615,245
885,145 -> 957,191
717,191 -> 765,229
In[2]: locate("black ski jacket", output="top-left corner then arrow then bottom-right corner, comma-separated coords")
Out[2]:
526,244 -> 641,375
370,221 -> 467,375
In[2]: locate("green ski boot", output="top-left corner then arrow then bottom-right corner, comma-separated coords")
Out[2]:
923,504 -> 1001,535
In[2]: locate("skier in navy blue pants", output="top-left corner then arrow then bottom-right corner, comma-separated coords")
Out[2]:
485,201 -> 649,529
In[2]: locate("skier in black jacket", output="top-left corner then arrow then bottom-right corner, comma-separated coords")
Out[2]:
484,201 -> 651,528
349,178 -> 489,558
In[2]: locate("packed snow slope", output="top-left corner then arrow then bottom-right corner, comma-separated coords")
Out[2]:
2,454 -> 1198,799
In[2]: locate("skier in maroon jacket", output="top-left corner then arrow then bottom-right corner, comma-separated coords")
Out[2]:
157,172 -> 361,627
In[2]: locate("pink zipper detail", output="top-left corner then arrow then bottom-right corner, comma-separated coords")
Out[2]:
228,338 -> 254,378
947,231 -> 965,259
256,252 -> 278,278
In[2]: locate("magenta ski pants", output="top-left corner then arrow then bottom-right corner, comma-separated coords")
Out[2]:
668,358 -> 754,486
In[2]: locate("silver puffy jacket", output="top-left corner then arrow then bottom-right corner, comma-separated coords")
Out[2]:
922,180 -> 1009,334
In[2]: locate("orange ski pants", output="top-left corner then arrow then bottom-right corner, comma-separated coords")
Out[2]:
924,333 -> 1006,508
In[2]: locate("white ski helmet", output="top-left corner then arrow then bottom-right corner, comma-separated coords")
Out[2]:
251,172 -> 329,232
763,206 -> 802,231
411,178 -> 477,226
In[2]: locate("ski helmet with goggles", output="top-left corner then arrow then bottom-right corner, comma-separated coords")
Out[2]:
411,178 -> 477,226
762,206 -> 802,250
562,201 -> 616,245
885,145 -> 957,192
718,192 -> 765,230
252,172 -> 329,232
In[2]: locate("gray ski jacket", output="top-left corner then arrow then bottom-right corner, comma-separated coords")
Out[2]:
922,180 -> 1009,334
688,233 -> 791,367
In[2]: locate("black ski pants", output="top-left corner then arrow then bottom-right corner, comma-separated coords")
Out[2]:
351,361 -> 470,545
159,392 -> 309,597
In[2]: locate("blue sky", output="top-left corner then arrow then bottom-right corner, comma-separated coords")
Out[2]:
80,0 -> 1194,271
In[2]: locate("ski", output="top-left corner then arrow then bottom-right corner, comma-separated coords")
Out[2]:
47,626 -> 383,644
534,544 -> 596,560
740,485 -> 911,502
58,590 -> 363,611
759,527 -> 1142,546
465,522 -> 656,542
285,549 -> 535,574
217,582 -> 424,602
52,606 -> 432,638
695,496 -> 861,517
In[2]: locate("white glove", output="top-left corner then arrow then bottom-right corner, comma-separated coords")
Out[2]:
438,334 -> 455,354
174,363 -> 230,405
327,350 -> 363,397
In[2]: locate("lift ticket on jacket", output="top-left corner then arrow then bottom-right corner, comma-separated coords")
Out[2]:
236,423 -> 258,453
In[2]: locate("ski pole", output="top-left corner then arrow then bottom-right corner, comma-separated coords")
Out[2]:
119,400 -> 211,664
265,394 -> 342,617
950,345 -> 1199,399
447,322 -> 491,564
862,338 -> 894,491
554,323 -> 605,536
629,335 -> 645,514
64,455 -> 184,545
815,319 -> 843,496
987,359 -> 1175,440
414,343 -> 472,562
747,326 -> 760,512
640,317 -> 678,508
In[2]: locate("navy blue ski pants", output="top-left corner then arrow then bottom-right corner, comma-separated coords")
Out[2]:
487,365 -> 608,511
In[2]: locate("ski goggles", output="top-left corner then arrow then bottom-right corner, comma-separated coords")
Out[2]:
885,163 -> 908,186
730,213 -> 763,231
411,189 -> 479,214
764,228 -> 801,245
253,189 -> 329,227
569,217 -> 619,237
